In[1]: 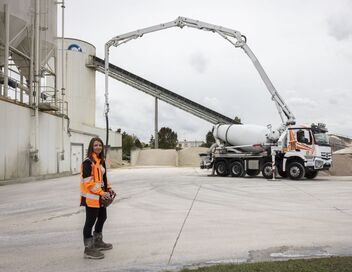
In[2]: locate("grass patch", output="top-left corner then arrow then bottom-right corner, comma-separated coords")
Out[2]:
179,257 -> 352,272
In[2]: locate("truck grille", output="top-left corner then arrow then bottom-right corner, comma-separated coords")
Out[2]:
321,152 -> 331,160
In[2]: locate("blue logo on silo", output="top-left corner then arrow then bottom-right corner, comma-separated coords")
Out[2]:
67,44 -> 82,52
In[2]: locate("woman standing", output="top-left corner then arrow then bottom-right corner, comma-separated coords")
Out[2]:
80,137 -> 115,259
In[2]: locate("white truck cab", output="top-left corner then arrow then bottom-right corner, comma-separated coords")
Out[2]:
278,123 -> 332,179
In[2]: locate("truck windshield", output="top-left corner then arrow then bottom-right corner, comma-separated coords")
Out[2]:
314,133 -> 330,146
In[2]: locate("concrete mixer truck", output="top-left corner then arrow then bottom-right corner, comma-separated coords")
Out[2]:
194,20 -> 332,179
200,123 -> 332,180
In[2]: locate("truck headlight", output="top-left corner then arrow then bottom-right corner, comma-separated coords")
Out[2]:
314,159 -> 324,169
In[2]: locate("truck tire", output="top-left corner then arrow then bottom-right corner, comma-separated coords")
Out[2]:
305,170 -> 318,179
278,168 -> 288,178
262,162 -> 273,179
246,169 -> 260,176
215,160 -> 228,177
229,161 -> 244,177
287,162 -> 305,180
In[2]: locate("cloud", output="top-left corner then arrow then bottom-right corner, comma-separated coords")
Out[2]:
329,98 -> 338,105
189,51 -> 209,73
202,96 -> 222,112
327,2 -> 352,41
323,88 -> 352,106
287,97 -> 317,108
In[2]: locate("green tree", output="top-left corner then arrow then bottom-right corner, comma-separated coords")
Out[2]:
201,130 -> 215,147
233,116 -> 242,124
122,132 -> 134,157
134,138 -> 142,149
149,135 -> 155,148
158,127 -> 178,149
122,131 -> 142,159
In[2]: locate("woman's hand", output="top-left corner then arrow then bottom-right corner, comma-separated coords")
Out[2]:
108,189 -> 116,197
101,192 -> 111,200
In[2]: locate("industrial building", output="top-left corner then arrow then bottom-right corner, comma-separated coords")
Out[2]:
0,0 -> 122,181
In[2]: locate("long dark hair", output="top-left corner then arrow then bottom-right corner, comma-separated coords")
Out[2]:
87,137 -> 105,163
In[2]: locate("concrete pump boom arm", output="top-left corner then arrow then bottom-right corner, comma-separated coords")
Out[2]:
105,16 -> 296,125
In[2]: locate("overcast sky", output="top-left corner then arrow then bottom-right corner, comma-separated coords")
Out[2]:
63,0 -> 352,143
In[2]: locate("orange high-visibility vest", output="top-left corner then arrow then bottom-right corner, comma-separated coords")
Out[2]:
80,158 -> 112,208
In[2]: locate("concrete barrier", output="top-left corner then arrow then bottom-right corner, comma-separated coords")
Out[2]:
131,147 -> 209,167
134,149 -> 178,166
178,147 -> 209,166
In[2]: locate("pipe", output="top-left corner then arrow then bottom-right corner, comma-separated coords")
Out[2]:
54,49 -> 57,106
208,143 -> 218,154
154,97 -> 158,148
105,111 -> 109,152
29,9 -> 35,107
33,0 -> 40,161
61,0 -> 65,160
30,0 -> 40,162
104,43 -> 110,152
3,4 -> 9,97
20,75 -> 23,102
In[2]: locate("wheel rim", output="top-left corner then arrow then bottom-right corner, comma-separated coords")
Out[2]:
232,165 -> 241,175
290,166 -> 301,178
264,166 -> 272,176
217,163 -> 226,174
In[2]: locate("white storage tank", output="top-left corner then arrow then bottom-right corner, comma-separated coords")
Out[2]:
56,38 -> 96,127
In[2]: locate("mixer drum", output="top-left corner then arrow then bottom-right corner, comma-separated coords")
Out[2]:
214,124 -> 270,152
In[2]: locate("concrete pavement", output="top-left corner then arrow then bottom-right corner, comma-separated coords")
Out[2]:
0,167 -> 352,271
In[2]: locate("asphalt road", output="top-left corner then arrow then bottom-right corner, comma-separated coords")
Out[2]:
0,167 -> 352,272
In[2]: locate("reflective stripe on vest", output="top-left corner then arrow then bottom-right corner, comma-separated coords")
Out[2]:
80,192 -> 100,200
92,182 -> 102,192
81,176 -> 94,183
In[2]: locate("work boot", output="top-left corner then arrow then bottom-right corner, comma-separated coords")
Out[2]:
93,231 -> 113,250
84,237 -> 105,259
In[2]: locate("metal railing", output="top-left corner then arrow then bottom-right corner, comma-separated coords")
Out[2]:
0,72 -> 67,116
0,69 -> 29,104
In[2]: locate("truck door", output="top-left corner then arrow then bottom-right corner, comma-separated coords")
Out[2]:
289,128 -> 314,154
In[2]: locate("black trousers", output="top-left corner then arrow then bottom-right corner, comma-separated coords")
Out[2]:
83,206 -> 107,239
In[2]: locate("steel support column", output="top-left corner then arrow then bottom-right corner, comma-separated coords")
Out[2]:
154,97 -> 159,149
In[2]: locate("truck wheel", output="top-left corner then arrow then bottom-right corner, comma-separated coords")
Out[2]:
305,170 -> 318,179
215,161 -> 228,177
262,162 -> 273,179
246,169 -> 260,176
229,161 -> 244,177
287,162 -> 305,180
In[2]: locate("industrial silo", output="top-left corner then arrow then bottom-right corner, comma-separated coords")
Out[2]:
56,38 -> 96,127
0,0 -> 57,100
0,0 -> 64,180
